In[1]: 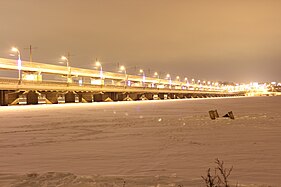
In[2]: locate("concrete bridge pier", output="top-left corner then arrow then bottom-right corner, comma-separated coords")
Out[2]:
185,93 -> 192,98
26,91 -> 39,104
93,92 -> 115,102
159,93 -> 169,100
176,93 -> 184,99
128,93 -> 138,101
0,90 -> 9,106
78,92 -> 93,103
44,92 -> 59,104
65,92 -> 79,103
142,93 -> 153,100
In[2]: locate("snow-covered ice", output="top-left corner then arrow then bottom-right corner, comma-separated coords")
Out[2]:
0,96 -> 280,187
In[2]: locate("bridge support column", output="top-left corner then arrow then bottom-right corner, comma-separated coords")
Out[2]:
144,93 -> 153,100
65,92 -> 78,103
45,91 -> 72,104
115,93 -> 126,101
78,92 -> 93,103
26,91 -> 39,104
159,93 -> 168,100
93,93 -> 114,102
0,90 -> 9,106
128,93 -> 138,100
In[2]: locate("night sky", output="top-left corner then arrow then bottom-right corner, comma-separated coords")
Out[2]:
1,0 -> 281,82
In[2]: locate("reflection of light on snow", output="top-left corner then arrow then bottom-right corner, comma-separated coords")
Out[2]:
113,111 -> 116,114
139,115 -> 143,119
158,118 -> 162,122
183,122 -> 186,126
125,112 -> 129,116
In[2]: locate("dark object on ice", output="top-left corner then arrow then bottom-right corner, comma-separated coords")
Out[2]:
214,110 -> 219,118
209,110 -> 216,120
223,111 -> 235,119
209,109 -> 219,120
223,113 -> 230,118
228,111 -> 235,119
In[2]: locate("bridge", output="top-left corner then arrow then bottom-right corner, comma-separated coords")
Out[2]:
0,58 -> 244,106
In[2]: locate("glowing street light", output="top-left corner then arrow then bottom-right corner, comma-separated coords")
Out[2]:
154,72 -> 160,84
61,55 -> 71,83
176,76 -> 180,82
95,59 -> 103,79
120,65 -> 127,86
11,47 -> 22,81
166,74 -> 172,88
191,78 -> 195,84
139,69 -> 145,86
203,80 -> 206,85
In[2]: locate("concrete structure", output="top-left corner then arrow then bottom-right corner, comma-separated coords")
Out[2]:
0,58 -> 244,105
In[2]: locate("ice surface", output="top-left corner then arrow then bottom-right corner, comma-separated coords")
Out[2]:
0,96 -> 280,187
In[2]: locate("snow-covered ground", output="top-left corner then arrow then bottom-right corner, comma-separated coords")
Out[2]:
0,96 -> 280,187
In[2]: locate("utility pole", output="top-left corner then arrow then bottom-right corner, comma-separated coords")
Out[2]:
24,45 -> 37,62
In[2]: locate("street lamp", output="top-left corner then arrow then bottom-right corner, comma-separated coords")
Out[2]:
154,72 -> 160,84
95,60 -> 103,79
120,65 -> 127,86
139,69 -> 145,87
166,74 -> 172,88
11,47 -> 22,81
61,56 -> 71,83
176,76 -> 180,82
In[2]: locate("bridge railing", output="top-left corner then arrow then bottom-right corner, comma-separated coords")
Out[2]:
0,78 -> 241,94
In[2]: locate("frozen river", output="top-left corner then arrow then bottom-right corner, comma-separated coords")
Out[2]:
0,96 -> 280,187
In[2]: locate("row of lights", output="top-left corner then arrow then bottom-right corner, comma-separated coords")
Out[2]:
10,47 -> 221,88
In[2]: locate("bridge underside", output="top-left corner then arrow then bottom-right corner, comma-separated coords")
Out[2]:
0,89 -> 244,106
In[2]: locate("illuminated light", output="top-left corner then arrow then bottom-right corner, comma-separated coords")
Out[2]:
61,56 -> 67,60
24,74 -> 36,81
11,47 -> 19,52
91,79 -> 103,85
95,61 -> 101,67
166,74 -> 170,78
120,65 -> 126,71
78,79 -> 83,86
95,60 -> 103,79
154,72 -> 158,76
139,69 -> 143,73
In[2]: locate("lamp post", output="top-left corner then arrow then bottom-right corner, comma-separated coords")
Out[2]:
184,77 -> 189,88
154,72 -> 160,84
166,74 -> 172,88
11,47 -> 22,82
139,69 -> 145,87
120,65 -> 127,86
61,56 -> 71,83
95,60 -> 103,79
